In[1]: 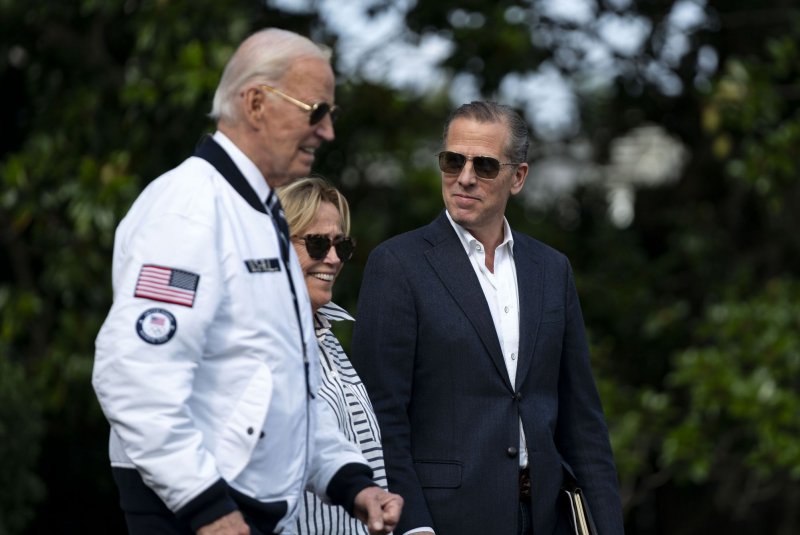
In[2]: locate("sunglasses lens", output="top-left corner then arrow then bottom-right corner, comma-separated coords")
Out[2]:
303,235 -> 355,261
438,151 -> 466,174
438,151 -> 501,179
473,156 -> 501,179
309,103 -> 338,125
304,235 -> 331,260
334,238 -> 355,262
309,104 -> 327,125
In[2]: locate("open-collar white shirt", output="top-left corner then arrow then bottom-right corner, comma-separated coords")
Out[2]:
446,211 -> 528,468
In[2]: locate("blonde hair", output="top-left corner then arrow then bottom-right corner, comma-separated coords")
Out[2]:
277,177 -> 351,237
210,28 -> 332,124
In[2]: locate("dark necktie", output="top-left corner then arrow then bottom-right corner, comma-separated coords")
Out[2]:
266,191 -> 290,263
266,190 -> 313,397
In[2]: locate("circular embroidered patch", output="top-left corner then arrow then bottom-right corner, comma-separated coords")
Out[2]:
136,308 -> 177,344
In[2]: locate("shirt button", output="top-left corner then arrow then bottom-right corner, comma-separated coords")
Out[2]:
247,427 -> 254,435
510,353 -> 517,361
476,244 -> 482,252
504,306 -> 510,313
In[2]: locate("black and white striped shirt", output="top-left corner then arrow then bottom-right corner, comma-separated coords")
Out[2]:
293,302 -> 388,535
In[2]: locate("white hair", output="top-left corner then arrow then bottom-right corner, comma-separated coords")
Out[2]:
210,28 -> 332,124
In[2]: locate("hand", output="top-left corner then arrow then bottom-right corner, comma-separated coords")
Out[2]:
353,486 -> 404,534
196,510 -> 250,535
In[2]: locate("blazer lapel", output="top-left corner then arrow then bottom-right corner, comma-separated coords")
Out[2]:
423,213 -> 513,392
513,236 -> 543,390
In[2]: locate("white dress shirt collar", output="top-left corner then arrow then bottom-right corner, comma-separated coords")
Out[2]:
445,210 -> 515,256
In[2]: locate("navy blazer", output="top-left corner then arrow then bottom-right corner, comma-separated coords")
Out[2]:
351,212 -> 624,535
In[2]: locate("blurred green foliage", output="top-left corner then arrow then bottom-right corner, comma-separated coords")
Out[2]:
1,0 -> 799,533
666,280 -> 800,485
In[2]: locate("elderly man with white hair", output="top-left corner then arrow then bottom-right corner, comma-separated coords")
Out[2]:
92,28 -> 403,535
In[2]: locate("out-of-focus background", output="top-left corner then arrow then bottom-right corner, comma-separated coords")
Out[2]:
1,0 -> 799,533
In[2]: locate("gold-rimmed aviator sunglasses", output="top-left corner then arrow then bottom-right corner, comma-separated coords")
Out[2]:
260,85 -> 339,125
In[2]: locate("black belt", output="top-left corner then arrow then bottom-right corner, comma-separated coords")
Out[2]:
519,467 -> 531,501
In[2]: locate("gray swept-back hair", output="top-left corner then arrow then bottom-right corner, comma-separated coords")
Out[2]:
442,101 -> 530,163
210,28 -> 332,124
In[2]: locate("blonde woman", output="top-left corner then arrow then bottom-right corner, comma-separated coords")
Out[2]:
278,177 -> 388,534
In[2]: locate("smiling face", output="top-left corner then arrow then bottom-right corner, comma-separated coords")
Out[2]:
441,117 -> 528,248
249,57 -> 336,187
292,201 -> 344,313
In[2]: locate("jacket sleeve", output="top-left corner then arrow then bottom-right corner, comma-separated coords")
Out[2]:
351,244 -> 435,533
555,259 -> 625,533
92,199 -> 230,517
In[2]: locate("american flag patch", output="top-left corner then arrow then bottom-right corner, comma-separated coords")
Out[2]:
134,265 -> 199,307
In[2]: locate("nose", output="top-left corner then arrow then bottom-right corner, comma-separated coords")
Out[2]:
456,160 -> 477,187
315,115 -> 335,142
323,243 -> 341,266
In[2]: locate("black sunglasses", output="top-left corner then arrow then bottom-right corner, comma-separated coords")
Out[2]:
260,85 -> 340,125
437,150 -> 520,180
296,234 -> 355,262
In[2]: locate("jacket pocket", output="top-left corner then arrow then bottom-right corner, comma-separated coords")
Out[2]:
216,363 -> 273,481
541,307 -> 565,324
414,460 -> 462,489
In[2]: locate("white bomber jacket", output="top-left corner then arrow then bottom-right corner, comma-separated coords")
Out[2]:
92,132 -> 370,533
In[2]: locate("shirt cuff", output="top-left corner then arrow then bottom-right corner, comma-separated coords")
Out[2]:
404,528 -> 436,535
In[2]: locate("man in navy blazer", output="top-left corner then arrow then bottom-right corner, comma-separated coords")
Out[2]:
351,101 -> 624,535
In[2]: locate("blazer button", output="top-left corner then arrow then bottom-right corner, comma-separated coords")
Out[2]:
514,392 -> 522,401
506,446 -> 518,458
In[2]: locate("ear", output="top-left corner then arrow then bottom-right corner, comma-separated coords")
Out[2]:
510,162 -> 528,195
240,86 -> 268,129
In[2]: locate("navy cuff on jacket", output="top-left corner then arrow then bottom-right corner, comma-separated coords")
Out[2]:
175,478 -> 238,532
326,463 -> 376,515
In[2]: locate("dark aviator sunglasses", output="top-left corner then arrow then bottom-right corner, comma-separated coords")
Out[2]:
296,234 -> 356,262
437,150 -> 520,180
260,85 -> 339,125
